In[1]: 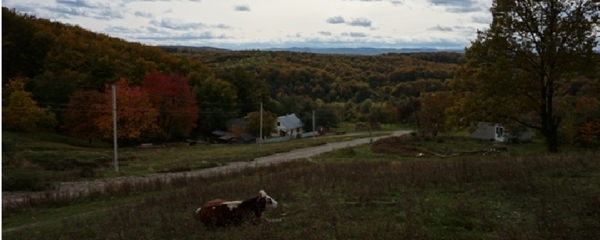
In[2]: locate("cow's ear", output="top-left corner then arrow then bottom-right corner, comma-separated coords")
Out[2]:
259,190 -> 267,198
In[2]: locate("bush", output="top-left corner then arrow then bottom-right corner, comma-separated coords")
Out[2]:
2,171 -> 48,191
2,138 -> 17,162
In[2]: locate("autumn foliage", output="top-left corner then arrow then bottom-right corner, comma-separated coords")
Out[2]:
61,90 -> 105,140
95,78 -> 159,143
141,72 -> 199,141
61,75 -> 200,144
2,78 -> 56,132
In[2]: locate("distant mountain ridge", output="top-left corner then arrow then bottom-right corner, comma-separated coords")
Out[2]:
263,47 -> 465,55
159,45 -> 465,55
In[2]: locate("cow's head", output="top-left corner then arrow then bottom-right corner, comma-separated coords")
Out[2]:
259,190 -> 278,209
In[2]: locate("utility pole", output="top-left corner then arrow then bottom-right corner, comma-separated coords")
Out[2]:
312,110 -> 315,139
112,84 -> 119,172
260,102 -> 263,147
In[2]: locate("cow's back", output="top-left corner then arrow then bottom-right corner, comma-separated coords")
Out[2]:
198,199 -> 249,228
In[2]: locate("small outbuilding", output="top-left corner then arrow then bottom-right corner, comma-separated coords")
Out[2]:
470,122 -> 532,143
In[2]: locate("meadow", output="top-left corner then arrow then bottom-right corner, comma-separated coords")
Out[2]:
3,131 -> 599,239
2,124 -> 400,191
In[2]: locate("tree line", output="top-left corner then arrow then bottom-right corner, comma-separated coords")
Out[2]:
3,0 -> 600,151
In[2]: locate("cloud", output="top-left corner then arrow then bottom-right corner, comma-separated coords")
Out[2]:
56,0 -> 110,9
134,11 -> 154,18
105,25 -> 144,34
341,32 -> 368,37
233,5 -> 250,11
326,16 -> 345,24
318,31 -> 332,36
150,18 -> 205,30
134,31 -> 229,41
212,23 -> 231,29
390,1 -> 403,5
42,4 -> 125,20
471,16 -> 490,24
427,0 -> 483,13
149,18 -> 230,31
347,18 -> 371,27
428,25 -> 453,31
453,25 -> 476,32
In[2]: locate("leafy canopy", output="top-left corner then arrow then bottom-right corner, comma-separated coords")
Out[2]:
450,0 -> 600,152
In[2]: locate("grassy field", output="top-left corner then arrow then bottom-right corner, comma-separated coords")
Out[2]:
3,132 -> 599,239
2,125 -> 400,189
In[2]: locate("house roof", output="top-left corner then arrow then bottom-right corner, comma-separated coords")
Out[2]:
277,113 -> 303,131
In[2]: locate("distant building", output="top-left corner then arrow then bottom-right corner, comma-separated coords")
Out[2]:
210,117 -> 256,144
470,122 -> 532,143
276,114 -> 304,137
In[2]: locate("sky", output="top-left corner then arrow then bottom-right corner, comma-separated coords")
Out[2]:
2,0 -> 494,50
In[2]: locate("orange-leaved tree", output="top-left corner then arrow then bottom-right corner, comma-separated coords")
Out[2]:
140,72 -> 199,141
96,78 -> 159,144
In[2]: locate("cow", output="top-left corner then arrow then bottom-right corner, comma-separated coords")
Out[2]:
194,190 -> 278,228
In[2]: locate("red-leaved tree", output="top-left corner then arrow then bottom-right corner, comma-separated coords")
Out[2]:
141,72 -> 199,141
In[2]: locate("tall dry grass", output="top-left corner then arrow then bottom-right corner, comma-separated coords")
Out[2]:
4,153 -> 600,239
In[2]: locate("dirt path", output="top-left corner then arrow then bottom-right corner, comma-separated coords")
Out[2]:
1,130 -> 410,209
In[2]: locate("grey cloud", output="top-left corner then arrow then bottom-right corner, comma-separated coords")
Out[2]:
390,1 -> 403,5
56,0 -> 110,9
43,4 -> 125,20
427,0 -> 483,13
453,25 -> 476,32
94,9 -> 125,20
471,16 -> 490,24
428,25 -> 453,31
134,11 -> 154,18
134,32 -> 229,41
105,25 -> 144,34
150,18 -> 205,30
341,32 -> 368,37
318,31 -> 332,36
234,5 -> 250,11
347,18 -> 372,27
326,16 -> 345,24
211,23 -> 231,29
149,18 -> 230,31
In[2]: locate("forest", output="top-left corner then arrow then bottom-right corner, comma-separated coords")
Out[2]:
2,6 -> 599,150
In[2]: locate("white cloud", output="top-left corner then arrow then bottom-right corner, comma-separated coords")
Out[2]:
2,0 -> 493,49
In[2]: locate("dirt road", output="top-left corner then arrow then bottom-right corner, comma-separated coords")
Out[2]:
2,130 -> 410,208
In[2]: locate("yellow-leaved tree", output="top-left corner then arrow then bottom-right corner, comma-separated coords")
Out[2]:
2,78 -> 56,132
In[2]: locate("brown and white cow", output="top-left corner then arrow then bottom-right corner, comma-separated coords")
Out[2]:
194,190 -> 278,228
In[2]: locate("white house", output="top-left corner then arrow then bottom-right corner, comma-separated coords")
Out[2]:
276,114 -> 304,137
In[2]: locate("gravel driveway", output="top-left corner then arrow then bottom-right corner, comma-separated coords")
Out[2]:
2,130 -> 410,208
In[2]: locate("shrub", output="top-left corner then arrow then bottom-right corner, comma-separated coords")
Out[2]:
2,171 -> 48,191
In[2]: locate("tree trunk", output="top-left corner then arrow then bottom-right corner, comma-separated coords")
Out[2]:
542,124 -> 559,153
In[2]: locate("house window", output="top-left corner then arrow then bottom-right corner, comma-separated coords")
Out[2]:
277,122 -> 280,126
